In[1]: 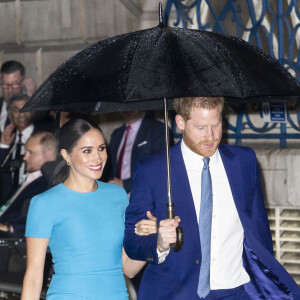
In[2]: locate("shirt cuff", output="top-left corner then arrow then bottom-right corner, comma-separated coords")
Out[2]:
157,248 -> 170,264
0,143 -> 9,149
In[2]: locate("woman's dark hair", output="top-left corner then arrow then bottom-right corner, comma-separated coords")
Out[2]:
52,118 -> 103,186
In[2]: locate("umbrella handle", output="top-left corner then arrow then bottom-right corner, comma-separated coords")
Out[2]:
166,203 -> 184,252
170,227 -> 184,252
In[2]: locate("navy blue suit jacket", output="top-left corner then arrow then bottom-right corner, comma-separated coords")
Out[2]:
124,141 -> 300,299
0,175 -> 48,233
109,117 -> 173,193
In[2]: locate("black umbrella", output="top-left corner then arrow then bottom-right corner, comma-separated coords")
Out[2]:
21,4 -> 300,252
21,7 -> 300,114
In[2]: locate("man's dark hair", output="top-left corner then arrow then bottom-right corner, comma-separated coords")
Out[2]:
8,94 -> 29,108
1,60 -> 25,77
7,94 -> 29,114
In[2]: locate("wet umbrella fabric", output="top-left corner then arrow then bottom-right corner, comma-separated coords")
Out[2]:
22,24 -> 300,114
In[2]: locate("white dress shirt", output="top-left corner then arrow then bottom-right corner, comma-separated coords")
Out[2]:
117,114 -> 145,180
181,140 -> 250,290
0,101 -> 8,132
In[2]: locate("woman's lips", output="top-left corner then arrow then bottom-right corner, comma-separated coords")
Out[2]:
88,164 -> 102,171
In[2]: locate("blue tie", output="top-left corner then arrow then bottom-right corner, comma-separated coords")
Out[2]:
197,157 -> 212,299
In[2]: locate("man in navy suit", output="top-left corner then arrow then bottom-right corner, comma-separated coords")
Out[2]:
108,111 -> 173,193
124,97 -> 300,299
0,131 -> 57,235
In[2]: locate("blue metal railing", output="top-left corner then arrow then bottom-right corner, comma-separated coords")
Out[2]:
164,0 -> 300,147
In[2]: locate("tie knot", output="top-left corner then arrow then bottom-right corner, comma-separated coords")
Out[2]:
125,125 -> 131,132
203,157 -> 210,167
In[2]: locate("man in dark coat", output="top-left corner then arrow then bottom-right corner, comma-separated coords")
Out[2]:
109,111 -> 173,193
0,131 -> 57,235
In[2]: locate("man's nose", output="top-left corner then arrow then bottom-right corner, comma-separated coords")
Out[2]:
205,127 -> 214,140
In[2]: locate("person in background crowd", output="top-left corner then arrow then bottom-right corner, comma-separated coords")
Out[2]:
108,111 -> 173,194
125,97 -> 300,299
0,61 -> 36,134
0,131 -> 57,235
21,118 -> 157,300
0,94 -> 34,203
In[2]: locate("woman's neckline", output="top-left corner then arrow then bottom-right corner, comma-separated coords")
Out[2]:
61,180 -> 100,194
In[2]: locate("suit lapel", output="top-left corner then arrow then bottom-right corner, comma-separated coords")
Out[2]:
219,144 -> 252,224
170,141 -> 200,248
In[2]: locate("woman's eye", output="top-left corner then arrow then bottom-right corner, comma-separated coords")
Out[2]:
98,146 -> 106,151
83,149 -> 91,154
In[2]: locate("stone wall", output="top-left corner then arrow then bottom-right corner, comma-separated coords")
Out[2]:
0,0 -> 173,140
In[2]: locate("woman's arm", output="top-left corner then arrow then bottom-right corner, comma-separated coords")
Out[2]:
21,237 -> 49,300
122,249 -> 146,278
122,211 -> 158,278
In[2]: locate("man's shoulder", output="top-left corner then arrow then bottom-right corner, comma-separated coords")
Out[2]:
22,175 -> 49,195
219,143 -> 256,160
138,148 -> 165,167
141,117 -> 165,131
111,124 -> 125,138
138,141 -> 180,167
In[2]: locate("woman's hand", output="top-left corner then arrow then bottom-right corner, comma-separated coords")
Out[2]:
135,211 -> 157,236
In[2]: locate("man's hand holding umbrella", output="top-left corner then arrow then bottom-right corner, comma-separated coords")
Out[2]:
157,216 -> 181,252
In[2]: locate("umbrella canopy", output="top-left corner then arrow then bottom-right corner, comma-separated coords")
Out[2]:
21,22 -> 300,115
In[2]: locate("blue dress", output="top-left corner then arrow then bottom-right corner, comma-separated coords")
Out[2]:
26,181 -> 129,300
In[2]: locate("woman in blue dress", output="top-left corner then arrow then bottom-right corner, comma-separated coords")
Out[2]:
21,118 -> 156,299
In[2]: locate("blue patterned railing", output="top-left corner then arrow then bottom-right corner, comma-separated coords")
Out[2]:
164,0 -> 300,147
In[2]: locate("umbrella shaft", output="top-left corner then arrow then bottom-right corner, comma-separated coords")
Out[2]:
164,97 -> 172,207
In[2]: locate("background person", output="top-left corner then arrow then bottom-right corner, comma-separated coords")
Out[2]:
0,61 -> 36,133
21,118 -> 157,300
0,94 -> 34,203
0,131 -> 57,235
108,111 -> 173,193
124,97 -> 300,299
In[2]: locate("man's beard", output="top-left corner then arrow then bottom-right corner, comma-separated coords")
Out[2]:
183,132 -> 221,157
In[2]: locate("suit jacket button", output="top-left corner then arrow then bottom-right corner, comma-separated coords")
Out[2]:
146,257 -> 154,262
195,258 -> 199,264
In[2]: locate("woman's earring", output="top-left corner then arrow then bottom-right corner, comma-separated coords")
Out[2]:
67,161 -> 70,166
